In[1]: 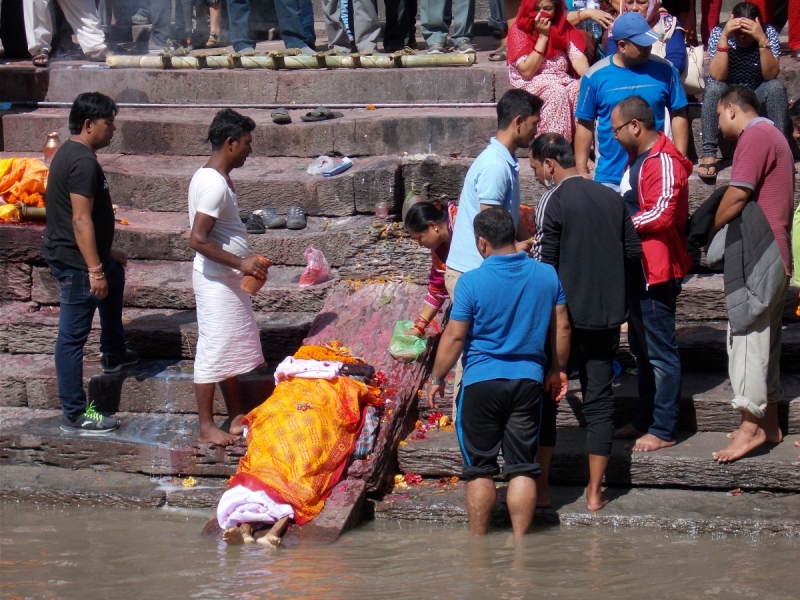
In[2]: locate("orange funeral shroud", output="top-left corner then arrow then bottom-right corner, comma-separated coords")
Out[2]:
0,158 -> 49,208
229,345 -> 381,525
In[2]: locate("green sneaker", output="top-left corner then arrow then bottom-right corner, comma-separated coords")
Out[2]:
102,348 -> 140,373
60,402 -> 119,434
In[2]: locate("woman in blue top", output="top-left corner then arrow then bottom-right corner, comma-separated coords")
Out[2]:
606,0 -> 687,73
697,1 -> 786,181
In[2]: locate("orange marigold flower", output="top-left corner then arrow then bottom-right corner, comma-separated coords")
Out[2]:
120,219 -> 129,225
366,104 -> 376,110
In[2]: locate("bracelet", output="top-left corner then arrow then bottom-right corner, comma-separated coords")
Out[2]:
577,9 -> 583,22
716,45 -> 730,52
533,47 -> 545,57
88,264 -> 103,273
89,273 -> 105,281
430,378 -> 445,386
412,324 -> 426,335
758,43 -> 769,48
417,313 -> 432,325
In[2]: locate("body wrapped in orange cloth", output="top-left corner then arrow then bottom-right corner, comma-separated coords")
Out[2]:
0,158 -> 48,208
228,347 -> 381,525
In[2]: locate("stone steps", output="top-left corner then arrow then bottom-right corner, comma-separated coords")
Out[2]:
372,483 -> 800,535
0,355 -> 276,414
397,428 -> 800,492
0,303 -> 315,360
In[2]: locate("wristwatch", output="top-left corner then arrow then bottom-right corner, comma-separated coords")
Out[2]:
430,378 -> 445,386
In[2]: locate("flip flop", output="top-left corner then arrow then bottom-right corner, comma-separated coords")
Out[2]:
271,107 -> 291,124
300,106 -> 344,122
696,161 -> 718,182
32,50 -> 50,67
488,50 -> 507,61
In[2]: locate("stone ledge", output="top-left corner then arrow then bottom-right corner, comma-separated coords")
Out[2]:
372,484 -> 800,536
397,428 -> 800,491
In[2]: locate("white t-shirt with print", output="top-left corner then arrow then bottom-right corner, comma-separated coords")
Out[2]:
188,167 -> 249,277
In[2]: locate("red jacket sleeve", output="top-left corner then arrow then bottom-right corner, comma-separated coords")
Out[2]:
632,153 -> 685,233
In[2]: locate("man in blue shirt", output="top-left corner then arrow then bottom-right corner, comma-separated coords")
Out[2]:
574,11 -> 689,189
444,89 -> 542,414
428,208 -> 571,537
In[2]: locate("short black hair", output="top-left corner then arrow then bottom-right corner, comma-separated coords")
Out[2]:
530,133 -> 576,168
732,2 -> 762,20
207,109 -> 256,150
614,95 -> 656,130
718,85 -> 760,113
790,98 -> 800,119
405,201 -> 447,233
496,89 -> 544,130
68,92 -> 118,135
473,207 -> 516,249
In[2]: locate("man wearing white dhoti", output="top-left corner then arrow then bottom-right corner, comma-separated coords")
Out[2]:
188,109 -> 267,446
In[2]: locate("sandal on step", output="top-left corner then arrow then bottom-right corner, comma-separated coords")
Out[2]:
85,47 -> 113,62
205,32 -> 222,48
300,106 -> 343,122
245,213 -> 266,234
286,206 -> 307,230
32,50 -> 50,67
254,207 -> 287,229
271,107 -> 292,124
488,50 -> 507,61
696,160 -> 718,182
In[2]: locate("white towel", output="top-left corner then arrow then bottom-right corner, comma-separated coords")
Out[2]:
217,485 -> 295,529
274,356 -> 343,384
192,269 -> 264,384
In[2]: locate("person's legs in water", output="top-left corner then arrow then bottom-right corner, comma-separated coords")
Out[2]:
506,474 -> 536,536
465,476 -> 496,535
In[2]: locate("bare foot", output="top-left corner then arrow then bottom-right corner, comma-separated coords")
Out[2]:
794,439 -> 800,459
256,516 -> 290,547
223,526 -> 244,545
586,488 -> 610,512
239,523 -> 255,543
626,433 -> 677,452
613,423 -> 645,439
726,407 -> 783,444
220,414 -> 245,436
198,422 -> 240,446
713,422 -> 767,463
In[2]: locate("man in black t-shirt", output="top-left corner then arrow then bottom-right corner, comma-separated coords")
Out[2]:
42,92 -> 138,434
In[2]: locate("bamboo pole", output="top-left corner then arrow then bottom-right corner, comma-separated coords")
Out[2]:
107,52 -> 476,70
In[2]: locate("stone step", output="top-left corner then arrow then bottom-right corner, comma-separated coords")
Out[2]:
372,483 -> 800,536
0,354 -> 278,414
397,428 -> 800,492
16,259 -> 338,313
0,303 -> 315,360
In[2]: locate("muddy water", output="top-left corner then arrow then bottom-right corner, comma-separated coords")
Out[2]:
1,503 -> 799,600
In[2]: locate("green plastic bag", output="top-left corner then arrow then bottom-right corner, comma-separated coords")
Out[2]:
388,320 -> 427,363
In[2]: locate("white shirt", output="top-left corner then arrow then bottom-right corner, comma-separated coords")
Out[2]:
188,168 -> 249,277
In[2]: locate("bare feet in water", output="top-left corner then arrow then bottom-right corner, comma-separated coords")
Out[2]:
713,416 -> 767,463
223,526 -> 244,544
613,423 -> 645,439
255,516 -> 290,548
586,487 -> 610,511
626,433 -> 676,452
198,421 -> 241,446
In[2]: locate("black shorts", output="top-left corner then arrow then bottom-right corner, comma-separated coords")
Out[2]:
456,378 -> 543,480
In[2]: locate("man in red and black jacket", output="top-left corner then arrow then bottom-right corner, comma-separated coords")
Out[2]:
610,95 -> 693,452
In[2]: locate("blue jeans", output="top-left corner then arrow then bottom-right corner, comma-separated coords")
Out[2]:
421,0 -> 472,46
50,260 -> 127,418
627,279 -> 683,441
275,0 -> 316,49
300,0 -> 315,47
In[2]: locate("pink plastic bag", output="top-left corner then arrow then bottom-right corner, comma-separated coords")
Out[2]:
299,246 -> 330,287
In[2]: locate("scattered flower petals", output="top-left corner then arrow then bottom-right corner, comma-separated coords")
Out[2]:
404,473 -> 423,485
182,477 -> 197,487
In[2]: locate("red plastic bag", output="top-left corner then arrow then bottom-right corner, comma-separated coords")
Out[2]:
299,246 -> 330,287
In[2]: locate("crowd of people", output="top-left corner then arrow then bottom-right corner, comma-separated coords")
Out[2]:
13,0 -> 799,75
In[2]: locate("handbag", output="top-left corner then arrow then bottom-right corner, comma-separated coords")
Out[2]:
651,15 -> 705,97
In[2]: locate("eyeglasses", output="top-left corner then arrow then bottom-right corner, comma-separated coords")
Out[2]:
612,120 -> 634,136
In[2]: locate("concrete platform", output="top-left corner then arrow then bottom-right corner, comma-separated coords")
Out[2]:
0,304 -> 315,359
372,483 -> 800,536
397,428 -> 800,491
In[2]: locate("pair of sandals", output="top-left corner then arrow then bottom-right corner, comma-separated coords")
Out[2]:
241,207 -> 307,233
271,106 -> 344,125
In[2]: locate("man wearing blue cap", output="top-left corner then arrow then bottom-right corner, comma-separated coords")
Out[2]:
574,11 -> 689,190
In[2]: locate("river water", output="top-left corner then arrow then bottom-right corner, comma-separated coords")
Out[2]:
1,502 -> 798,599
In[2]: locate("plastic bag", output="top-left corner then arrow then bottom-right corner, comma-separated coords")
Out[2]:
299,246 -> 330,287
388,320 -> 427,363
307,155 -> 334,175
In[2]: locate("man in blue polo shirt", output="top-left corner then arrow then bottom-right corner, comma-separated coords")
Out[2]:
428,208 -> 571,537
444,88 -> 542,412
574,11 -> 689,189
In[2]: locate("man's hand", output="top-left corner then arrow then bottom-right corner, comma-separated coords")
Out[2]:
544,368 -> 568,402
109,248 -> 127,268
238,255 -> 268,279
89,274 -> 109,300
427,382 -> 444,409
515,238 -> 534,253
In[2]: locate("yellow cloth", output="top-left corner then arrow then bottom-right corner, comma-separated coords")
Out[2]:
231,375 -> 381,525
0,158 -> 48,208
